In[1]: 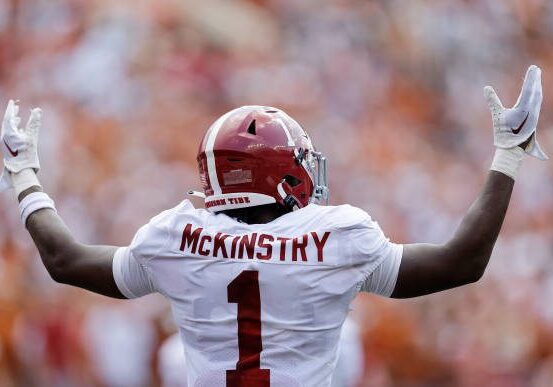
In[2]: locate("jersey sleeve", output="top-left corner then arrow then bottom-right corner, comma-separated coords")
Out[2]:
339,206 -> 403,297
112,211 -> 171,299
359,244 -> 402,296
112,246 -> 156,299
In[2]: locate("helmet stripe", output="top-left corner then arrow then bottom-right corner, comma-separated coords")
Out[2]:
204,108 -> 239,195
276,118 -> 295,146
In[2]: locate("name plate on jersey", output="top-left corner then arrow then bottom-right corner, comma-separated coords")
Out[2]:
179,223 -> 331,263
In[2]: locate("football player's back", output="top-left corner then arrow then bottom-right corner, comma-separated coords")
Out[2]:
115,199 -> 400,386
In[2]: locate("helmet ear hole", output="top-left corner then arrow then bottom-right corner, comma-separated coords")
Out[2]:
283,175 -> 301,187
247,120 -> 256,135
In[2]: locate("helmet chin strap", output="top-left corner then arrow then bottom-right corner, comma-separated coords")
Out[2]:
277,180 -> 300,211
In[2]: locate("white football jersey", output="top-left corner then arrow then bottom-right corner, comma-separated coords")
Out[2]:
113,201 -> 402,387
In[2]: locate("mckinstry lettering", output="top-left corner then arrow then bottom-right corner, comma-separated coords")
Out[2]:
179,223 -> 331,262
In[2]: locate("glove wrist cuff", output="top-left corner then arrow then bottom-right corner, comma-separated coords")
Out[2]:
11,169 -> 41,197
490,147 -> 524,180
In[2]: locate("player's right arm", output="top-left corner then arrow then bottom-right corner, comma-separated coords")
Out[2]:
391,65 -> 547,298
0,100 -> 125,299
19,186 -> 124,298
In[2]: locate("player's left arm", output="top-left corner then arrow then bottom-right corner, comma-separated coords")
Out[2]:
0,100 -> 125,299
391,65 -> 547,298
392,170 -> 514,298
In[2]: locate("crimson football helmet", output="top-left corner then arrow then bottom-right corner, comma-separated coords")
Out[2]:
192,106 -> 328,212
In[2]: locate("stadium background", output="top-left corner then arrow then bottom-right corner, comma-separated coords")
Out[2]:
1,0 -> 553,386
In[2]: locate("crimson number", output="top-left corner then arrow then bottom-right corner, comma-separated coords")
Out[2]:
226,270 -> 270,387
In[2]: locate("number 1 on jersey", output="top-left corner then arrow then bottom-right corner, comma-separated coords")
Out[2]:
227,270 -> 270,387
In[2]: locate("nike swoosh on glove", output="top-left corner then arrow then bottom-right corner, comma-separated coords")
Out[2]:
0,100 -> 42,192
484,65 -> 547,160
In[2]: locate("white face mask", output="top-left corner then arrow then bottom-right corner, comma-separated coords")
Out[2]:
303,150 -> 329,205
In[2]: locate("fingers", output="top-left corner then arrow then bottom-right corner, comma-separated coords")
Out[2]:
2,101 -> 43,138
484,86 -> 503,110
3,100 -> 15,126
526,134 -> 549,160
523,65 -> 541,91
11,101 -> 20,127
25,108 -> 42,135
2,100 -> 22,136
12,115 -> 21,131
515,65 -> 541,108
12,102 -> 19,119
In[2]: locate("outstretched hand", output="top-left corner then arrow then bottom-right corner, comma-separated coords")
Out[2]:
0,100 -> 42,191
484,65 -> 547,160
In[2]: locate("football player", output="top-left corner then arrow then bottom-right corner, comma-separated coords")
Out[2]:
1,65 -> 546,386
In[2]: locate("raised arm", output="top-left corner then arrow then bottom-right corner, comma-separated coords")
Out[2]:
392,171 -> 513,297
391,65 -> 547,298
20,187 -> 123,298
0,101 -> 124,298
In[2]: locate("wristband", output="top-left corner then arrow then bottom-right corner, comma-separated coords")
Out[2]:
11,169 -> 41,197
19,192 -> 56,225
490,147 -> 524,180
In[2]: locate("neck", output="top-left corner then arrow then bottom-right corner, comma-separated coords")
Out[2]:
220,204 -> 289,224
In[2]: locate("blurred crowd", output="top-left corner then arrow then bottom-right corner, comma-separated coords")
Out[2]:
1,0 -> 553,386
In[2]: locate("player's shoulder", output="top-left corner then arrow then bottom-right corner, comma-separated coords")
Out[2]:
130,200 -> 205,255
144,199 -> 208,229
303,203 -> 374,229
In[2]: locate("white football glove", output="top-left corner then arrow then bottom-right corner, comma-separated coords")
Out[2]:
484,65 -> 547,160
0,100 -> 42,192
